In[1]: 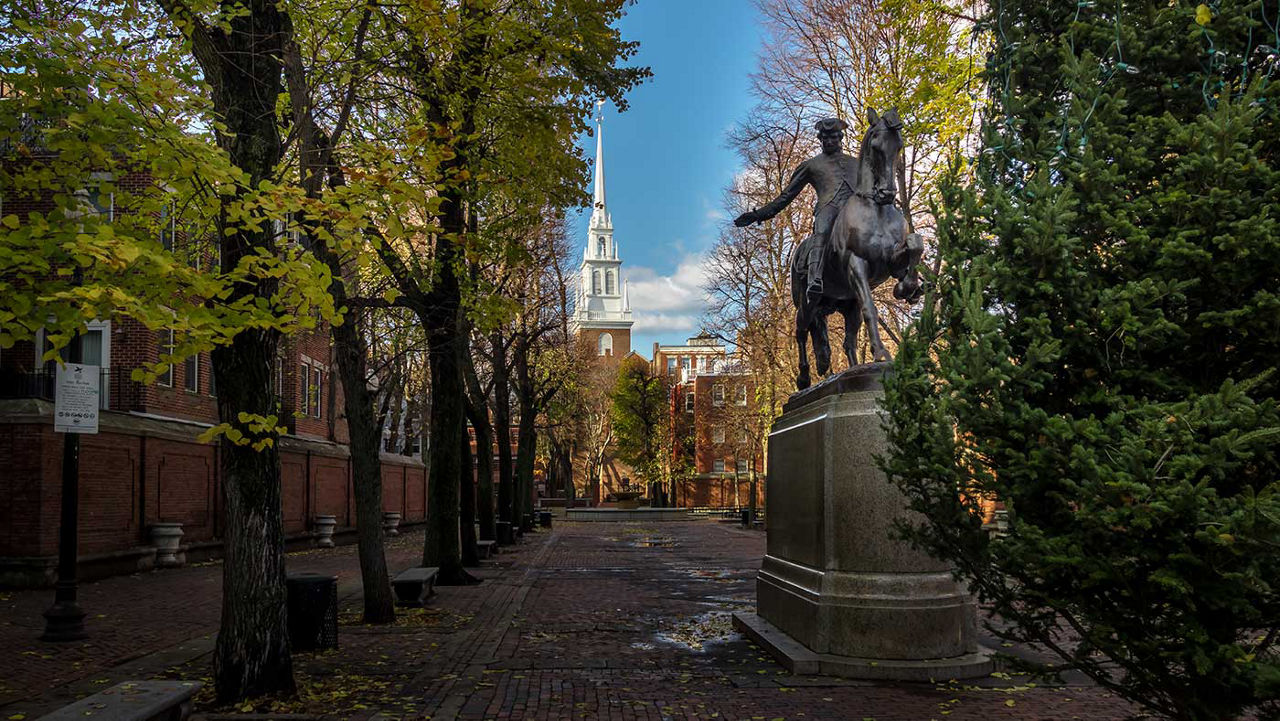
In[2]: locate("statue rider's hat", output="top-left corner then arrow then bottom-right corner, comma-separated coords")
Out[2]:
814,118 -> 849,133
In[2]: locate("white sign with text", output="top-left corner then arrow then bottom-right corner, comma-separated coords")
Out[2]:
54,363 -> 100,434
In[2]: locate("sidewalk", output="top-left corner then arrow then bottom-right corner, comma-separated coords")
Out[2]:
1,521 -> 1136,720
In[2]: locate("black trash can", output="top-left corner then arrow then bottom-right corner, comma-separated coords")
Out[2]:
286,572 -> 338,651
538,511 -> 552,528
741,509 -> 751,528
496,520 -> 514,545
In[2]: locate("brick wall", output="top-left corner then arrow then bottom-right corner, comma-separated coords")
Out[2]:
0,404 -> 427,587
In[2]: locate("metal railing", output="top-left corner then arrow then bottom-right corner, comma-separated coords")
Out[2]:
0,369 -> 114,410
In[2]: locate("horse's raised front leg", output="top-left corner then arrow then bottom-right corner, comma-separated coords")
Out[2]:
849,254 -> 892,363
794,306 -> 811,390
842,302 -> 862,367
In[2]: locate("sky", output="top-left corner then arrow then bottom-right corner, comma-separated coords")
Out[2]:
568,0 -> 765,360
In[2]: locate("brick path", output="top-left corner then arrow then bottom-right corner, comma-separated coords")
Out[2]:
0,520 -> 1139,720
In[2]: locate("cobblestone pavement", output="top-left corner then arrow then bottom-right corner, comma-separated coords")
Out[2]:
1,520 -> 1139,720
0,530 -> 426,709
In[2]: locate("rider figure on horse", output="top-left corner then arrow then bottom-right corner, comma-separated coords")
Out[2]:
733,117 -> 858,304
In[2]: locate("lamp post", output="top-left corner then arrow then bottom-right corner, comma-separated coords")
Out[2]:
42,190 -> 90,642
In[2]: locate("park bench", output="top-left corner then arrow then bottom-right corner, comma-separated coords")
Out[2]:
475,539 -> 498,559
391,566 -> 439,607
37,680 -> 200,721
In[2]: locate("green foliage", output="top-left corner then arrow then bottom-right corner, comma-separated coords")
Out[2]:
882,2 -> 1280,719
0,4 -> 336,374
610,358 -> 670,486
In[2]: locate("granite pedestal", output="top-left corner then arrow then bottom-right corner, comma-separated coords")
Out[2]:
733,364 -> 993,680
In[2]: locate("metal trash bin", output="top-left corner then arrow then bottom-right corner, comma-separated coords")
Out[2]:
538,511 -> 552,528
286,572 -> 338,651
741,509 -> 751,527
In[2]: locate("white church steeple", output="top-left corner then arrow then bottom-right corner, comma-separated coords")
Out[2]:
570,102 -> 633,357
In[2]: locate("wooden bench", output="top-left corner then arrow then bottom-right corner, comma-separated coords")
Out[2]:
37,680 -> 200,721
476,540 -> 498,559
392,566 -> 439,607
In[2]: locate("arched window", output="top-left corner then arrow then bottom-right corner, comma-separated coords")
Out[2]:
606,271 -> 615,295
598,332 -> 613,356
597,236 -> 607,257
592,270 -> 601,295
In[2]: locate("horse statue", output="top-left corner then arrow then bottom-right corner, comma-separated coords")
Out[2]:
790,108 -> 924,389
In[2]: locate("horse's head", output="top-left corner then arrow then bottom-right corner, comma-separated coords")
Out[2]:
858,107 -> 903,205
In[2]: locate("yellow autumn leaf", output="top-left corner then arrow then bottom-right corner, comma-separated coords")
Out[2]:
1005,699 -> 1016,707
1195,3 -> 1212,25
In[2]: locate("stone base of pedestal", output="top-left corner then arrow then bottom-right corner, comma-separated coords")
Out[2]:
752,364 -> 993,680
733,611 -> 994,681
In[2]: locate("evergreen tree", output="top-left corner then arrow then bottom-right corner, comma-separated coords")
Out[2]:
882,2 -> 1280,719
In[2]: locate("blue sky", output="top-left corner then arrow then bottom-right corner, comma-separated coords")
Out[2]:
569,0 -> 764,360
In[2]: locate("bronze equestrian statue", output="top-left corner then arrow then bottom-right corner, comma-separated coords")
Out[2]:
736,109 -> 924,390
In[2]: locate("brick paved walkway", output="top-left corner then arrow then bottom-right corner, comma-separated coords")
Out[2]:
0,520 -> 1138,720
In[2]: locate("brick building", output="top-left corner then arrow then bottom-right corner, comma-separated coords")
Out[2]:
653,334 -> 764,509
0,168 -> 425,587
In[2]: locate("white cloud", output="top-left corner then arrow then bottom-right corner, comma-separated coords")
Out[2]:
625,254 -> 711,334
632,313 -> 700,333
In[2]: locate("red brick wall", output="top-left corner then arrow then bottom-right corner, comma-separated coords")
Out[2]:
0,414 -> 426,572
676,477 -> 764,509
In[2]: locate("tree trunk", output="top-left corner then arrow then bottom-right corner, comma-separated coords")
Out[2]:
331,311 -> 395,622
462,350 -> 496,542
212,332 -> 294,702
154,0 -> 297,700
458,422 -> 479,567
417,193 -> 475,585
513,337 -> 536,531
491,331 -> 514,526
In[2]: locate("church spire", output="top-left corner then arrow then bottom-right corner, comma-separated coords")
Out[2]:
590,101 -> 611,230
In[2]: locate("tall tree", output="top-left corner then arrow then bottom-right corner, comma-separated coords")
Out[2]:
883,2 -> 1280,719
610,357 -> 670,493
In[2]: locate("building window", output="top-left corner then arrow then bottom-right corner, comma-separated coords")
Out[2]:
312,366 -> 322,418
597,332 -> 613,357
680,356 -> 691,370
184,353 -> 198,392
712,383 -> 725,406
740,428 -> 750,444
713,459 -> 725,473
684,392 -> 694,412
736,458 -> 749,474
160,204 -> 177,251
274,357 -> 283,400
666,356 -> 676,372
87,188 -> 113,221
592,270 -> 601,295
597,236 -> 606,257
736,385 -> 748,405
158,329 -> 174,387
606,271 -> 615,295
712,426 -> 725,444
299,363 -> 310,416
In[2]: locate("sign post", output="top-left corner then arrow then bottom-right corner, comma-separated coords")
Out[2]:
42,342 -> 94,641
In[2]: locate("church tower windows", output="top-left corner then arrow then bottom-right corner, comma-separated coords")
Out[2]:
569,104 -> 632,357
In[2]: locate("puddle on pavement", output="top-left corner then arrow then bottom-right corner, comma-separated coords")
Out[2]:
656,611 -> 741,652
631,537 -> 678,548
681,568 -> 739,581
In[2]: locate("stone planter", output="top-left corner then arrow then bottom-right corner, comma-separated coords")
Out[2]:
314,515 -> 338,548
382,511 -> 402,537
150,523 -> 185,568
